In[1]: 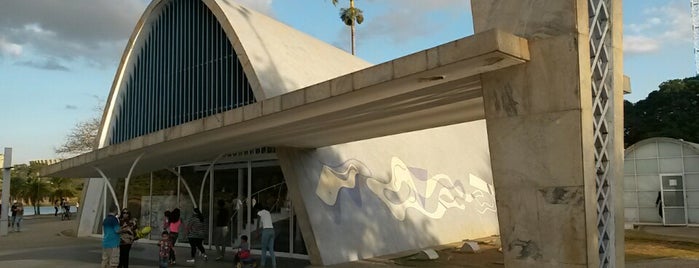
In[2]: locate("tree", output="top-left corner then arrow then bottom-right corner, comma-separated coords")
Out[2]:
624,75 -> 699,147
330,0 -> 364,55
0,163 -> 79,215
23,177 -> 52,215
48,177 -> 77,203
55,116 -> 100,156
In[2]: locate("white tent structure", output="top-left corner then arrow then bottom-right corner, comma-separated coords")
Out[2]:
624,137 -> 699,226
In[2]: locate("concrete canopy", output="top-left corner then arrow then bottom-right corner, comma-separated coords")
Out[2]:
43,29 -> 530,179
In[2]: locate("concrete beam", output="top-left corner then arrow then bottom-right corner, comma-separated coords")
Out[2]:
42,30 -> 530,179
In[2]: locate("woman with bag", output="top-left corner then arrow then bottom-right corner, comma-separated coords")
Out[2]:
118,209 -> 138,268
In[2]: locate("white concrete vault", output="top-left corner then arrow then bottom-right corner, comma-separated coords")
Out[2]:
42,0 -> 626,267
45,29 -> 529,179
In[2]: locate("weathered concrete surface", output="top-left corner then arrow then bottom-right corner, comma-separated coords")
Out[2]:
473,0 -> 624,267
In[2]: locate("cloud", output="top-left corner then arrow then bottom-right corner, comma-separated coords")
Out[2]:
0,37 -> 22,57
0,0 -> 276,67
65,105 -> 78,110
0,0 -> 148,66
357,0 -> 471,43
15,58 -> 70,71
236,0 -> 274,16
624,35 -> 661,54
624,0 -> 692,55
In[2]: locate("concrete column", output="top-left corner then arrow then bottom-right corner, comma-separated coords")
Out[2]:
276,147 -> 322,265
472,0 -> 623,267
610,1 -> 626,267
1,148 -> 12,236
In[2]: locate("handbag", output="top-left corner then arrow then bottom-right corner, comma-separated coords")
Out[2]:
238,249 -> 251,259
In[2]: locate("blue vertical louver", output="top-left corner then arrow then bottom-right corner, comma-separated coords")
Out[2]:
109,0 -> 256,145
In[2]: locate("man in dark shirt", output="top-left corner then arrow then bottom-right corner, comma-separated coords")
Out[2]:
10,202 -> 17,230
213,199 -> 230,261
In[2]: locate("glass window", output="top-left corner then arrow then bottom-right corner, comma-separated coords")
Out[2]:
688,208 -> 699,224
179,166 -> 207,244
249,164 -> 289,253
638,191 -> 660,207
684,157 -> 699,172
638,207 -> 662,223
684,145 -> 699,156
635,143 -> 658,159
637,175 -> 660,191
635,159 -> 658,174
663,208 -> 687,224
659,158 -> 683,173
658,142 -> 682,157
149,170 -> 179,240
662,191 -> 685,207
686,190 -> 699,207
623,192 -> 638,207
686,174 -> 699,190
624,160 -> 635,175
661,175 -> 684,190
624,176 -> 636,190
624,208 -> 639,222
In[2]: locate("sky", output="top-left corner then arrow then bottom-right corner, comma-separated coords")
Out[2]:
0,0 -> 695,164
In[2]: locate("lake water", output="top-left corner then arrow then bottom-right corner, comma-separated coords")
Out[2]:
9,206 -> 78,216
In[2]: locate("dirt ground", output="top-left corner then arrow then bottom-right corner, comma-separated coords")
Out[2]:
388,229 -> 699,267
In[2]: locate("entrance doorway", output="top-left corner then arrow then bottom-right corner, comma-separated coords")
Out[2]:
209,159 -> 307,258
660,174 -> 687,225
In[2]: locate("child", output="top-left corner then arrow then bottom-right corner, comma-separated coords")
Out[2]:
234,235 -> 253,267
158,231 -> 173,268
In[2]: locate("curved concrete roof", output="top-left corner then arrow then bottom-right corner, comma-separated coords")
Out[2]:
98,0 -> 371,146
207,0 -> 372,99
625,137 -> 699,157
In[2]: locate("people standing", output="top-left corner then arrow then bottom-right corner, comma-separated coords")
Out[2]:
54,200 -> 60,216
214,199 -> 230,261
185,208 -> 208,263
158,231 -> 173,268
167,208 -> 181,265
257,206 -> 276,268
12,202 -> 24,232
102,210 -> 121,268
118,209 -> 138,268
10,202 -> 17,230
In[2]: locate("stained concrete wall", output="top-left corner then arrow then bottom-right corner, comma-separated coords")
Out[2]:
278,120 -> 498,265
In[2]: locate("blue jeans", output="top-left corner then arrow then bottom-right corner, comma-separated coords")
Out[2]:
260,228 -> 276,268
13,216 -> 22,231
159,257 -> 168,268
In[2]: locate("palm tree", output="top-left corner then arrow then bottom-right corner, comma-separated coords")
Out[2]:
23,178 -> 52,215
330,0 -> 364,55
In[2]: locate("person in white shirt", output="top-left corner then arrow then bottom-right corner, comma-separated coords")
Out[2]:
257,207 -> 276,268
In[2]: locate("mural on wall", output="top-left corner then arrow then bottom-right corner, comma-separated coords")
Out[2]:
316,157 -> 496,221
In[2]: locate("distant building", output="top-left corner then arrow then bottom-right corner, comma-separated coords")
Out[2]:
29,159 -> 62,166
624,137 -> 699,227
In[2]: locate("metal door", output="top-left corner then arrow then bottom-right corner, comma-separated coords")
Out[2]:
660,174 -> 687,225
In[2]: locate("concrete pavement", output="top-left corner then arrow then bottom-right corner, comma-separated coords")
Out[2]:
0,215 -> 313,268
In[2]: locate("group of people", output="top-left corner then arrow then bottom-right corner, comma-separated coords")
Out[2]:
8,201 -> 24,232
53,198 -> 72,217
102,201 -> 277,268
101,208 -> 138,268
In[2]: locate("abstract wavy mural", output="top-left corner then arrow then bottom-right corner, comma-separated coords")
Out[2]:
316,157 -> 496,221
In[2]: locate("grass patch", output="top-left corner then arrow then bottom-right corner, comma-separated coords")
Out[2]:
625,229 -> 699,261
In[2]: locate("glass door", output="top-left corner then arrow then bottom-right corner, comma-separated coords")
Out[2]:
660,174 -> 687,225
